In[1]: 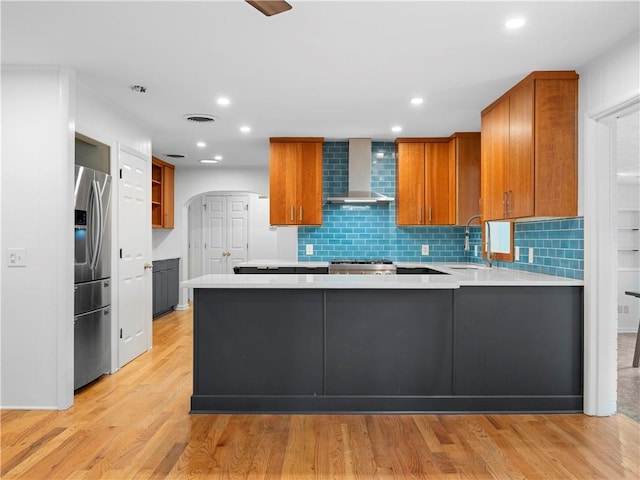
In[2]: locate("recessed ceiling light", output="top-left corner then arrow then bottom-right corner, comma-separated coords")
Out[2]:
505,18 -> 525,29
410,97 -> 424,105
391,125 -> 402,133
217,97 -> 230,106
199,159 -> 219,164
214,155 -> 223,161
240,125 -> 251,133
196,142 -> 206,148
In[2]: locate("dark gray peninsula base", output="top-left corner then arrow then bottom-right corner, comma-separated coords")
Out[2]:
191,286 -> 583,413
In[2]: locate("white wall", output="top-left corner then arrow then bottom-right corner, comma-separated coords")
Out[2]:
1,66 -> 76,409
577,29 -> 639,416
156,165 -> 297,308
154,165 -> 270,259
0,68 -> 152,409
76,83 -> 151,158
578,30 -> 640,214
75,82 -> 152,374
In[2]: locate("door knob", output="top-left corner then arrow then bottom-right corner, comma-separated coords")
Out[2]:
144,263 -> 153,270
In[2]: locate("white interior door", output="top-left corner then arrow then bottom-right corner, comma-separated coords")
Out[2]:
118,145 -> 151,368
201,194 -> 248,274
203,195 -> 227,274
228,195 -> 248,270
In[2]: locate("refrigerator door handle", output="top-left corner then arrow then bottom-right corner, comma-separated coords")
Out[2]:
89,179 -> 104,271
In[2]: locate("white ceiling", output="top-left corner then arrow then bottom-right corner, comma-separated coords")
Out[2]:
2,1 -> 639,168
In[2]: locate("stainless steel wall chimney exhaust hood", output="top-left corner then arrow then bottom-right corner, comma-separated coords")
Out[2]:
326,138 -> 394,204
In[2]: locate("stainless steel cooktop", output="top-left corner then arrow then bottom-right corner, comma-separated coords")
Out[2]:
328,259 -> 396,275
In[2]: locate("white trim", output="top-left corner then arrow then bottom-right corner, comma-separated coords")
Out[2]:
583,91 -> 640,416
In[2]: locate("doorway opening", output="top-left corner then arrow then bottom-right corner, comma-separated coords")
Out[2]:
613,109 -> 640,421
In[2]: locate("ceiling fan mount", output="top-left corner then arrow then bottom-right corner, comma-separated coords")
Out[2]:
246,1 -> 292,17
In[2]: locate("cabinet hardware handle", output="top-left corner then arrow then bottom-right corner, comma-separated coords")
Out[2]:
144,263 -> 153,270
429,207 -> 432,222
290,206 -> 294,222
419,206 -> 422,223
299,206 -> 303,221
508,191 -> 513,215
503,191 -> 508,216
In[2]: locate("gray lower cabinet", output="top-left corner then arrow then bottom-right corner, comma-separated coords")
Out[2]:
191,286 -> 584,413
152,258 -> 179,318
453,286 -> 583,402
194,289 -> 323,397
325,290 -> 452,395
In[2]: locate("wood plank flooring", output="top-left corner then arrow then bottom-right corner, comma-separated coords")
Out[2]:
2,306 -> 639,479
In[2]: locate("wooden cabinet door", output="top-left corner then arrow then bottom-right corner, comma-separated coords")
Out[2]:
162,164 -> 175,228
481,100 -> 509,220
396,142 -> 425,225
508,80 -> 535,218
425,142 -> 453,225
451,133 -> 481,225
151,157 -> 175,229
534,78 -> 578,217
296,142 -> 323,225
270,139 -> 323,225
269,142 -> 298,225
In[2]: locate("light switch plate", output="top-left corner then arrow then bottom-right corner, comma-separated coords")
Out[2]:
7,248 -> 27,267
421,245 -> 429,256
474,245 -> 478,256
528,247 -> 534,263
305,244 -> 313,255
515,246 -> 520,261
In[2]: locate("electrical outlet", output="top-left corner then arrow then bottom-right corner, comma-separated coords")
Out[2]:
515,246 -> 520,261
421,245 -> 429,256
528,247 -> 534,264
7,248 -> 27,267
305,244 -> 313,255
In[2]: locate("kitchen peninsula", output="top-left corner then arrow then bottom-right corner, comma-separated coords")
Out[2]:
183,265 -> 583,413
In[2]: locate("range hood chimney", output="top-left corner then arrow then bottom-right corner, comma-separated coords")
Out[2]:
326,138 -> 394,204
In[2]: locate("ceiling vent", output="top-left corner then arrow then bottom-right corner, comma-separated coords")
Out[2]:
183,114 -> 217,123
165,154 -> 185,159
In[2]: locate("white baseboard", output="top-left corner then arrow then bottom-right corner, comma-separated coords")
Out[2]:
618,328 -> 639,334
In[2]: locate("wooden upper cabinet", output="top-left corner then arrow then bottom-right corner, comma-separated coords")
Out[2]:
396,134 -> 480,226
269,137 -> 323,226
481,102 -> 509,221
425,142 -> 453,225
395,141 -> 426,225
481,71 -> 578,220
449,132 -> 481,225
151,156 -> 175,229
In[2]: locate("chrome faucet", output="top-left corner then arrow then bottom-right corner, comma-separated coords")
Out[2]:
464,214 -> 482,251
486,221 -> 493,268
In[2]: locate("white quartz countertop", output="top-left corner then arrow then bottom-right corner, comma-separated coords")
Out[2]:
182,263 -> 584,289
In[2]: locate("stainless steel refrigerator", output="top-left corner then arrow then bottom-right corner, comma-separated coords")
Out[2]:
74,166 -> 112,390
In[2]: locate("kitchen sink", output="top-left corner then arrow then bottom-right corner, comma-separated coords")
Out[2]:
447,265 -> 491,270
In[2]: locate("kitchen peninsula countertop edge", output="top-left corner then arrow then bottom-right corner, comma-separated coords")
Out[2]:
182,265 -> 584,289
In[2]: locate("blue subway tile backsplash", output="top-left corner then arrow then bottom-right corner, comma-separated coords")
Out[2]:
297,141 -> 583,279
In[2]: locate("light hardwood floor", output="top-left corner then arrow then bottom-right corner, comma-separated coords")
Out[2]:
2,306 -> 639,479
